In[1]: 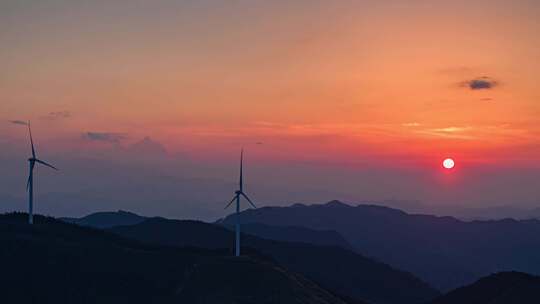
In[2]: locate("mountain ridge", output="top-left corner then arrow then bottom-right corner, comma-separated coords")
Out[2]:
0,212 -> 351,304
429,271 -> 540,304
110,217 -> 440,304
221,200 -> 540,291
60,210 -> 147,228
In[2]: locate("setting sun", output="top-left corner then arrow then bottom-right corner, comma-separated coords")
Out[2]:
443,158 -> 455,169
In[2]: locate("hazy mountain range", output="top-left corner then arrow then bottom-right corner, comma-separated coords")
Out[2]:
4,202 -> 540,303
57,201 -> 540,293
220,200 -> 540,291
366,199 -> 540,221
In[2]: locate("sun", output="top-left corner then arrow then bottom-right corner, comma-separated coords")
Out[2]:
443,158 -> 455,169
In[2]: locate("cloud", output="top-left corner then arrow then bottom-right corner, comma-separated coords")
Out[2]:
431,126 -> 471,133
83,132 -> 127,143
402,122 -> 421,127
461,77 -> 498,90
45,111 -> 71,120
9,120 -> 28,126
417,126 -> 475,140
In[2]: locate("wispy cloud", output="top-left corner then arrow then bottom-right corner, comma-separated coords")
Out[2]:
82,132 -> 127,143
431,126 -> 472,133
45,111 -> 71,120
9,120 -> 28,126
402,122 -> 421,127
415,124 -> 534,142
417,126 -> 475,139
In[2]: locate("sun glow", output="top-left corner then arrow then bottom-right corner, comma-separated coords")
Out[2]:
443,158 -> 455,169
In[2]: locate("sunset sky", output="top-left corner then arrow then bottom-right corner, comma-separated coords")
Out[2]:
1,0 -> 539,220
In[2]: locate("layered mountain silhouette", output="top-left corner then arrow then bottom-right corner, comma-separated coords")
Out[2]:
220,200 -> 540,291
222,222 -> 354,250
430,272 -> 540,304
60,210 -> 352,249
0,213 -> 350,304
61,210 -> 147,228
109,217 -> 439,304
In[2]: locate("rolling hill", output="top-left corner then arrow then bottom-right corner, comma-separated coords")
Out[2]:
0,213 -> 350,304
60,210 -> 147,228
430,272 -> 540,304
110,217 -> 440,304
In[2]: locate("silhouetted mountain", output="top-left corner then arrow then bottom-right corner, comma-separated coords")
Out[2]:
61,210 -> 147,228
440,205 -> 540,221
430,272 -> 540,304
110,218 -> 439,304
63,211 -> 353,250
221,222 -> 354,250
220,200 -> 540,291
0,213 -> 349,304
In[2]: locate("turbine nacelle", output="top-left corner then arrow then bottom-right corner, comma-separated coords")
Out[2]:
28,158 -> 59,171
224,149 -> 257,257
25,122 -> 58,224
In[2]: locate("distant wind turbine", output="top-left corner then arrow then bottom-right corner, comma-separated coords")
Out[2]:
26,122 -> 58,224
224,149 -> 256,257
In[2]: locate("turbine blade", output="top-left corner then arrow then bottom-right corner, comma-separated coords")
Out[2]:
224,195 -> 238,209
35,159 -> 59,170
239,148 -> 244,191
28,122 -> 36,158
240,192 -> 256,209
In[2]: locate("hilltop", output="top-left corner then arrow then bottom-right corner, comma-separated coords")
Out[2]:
110,217 -> 439,304
430,272 -> 540,304
0,213 -> 351,304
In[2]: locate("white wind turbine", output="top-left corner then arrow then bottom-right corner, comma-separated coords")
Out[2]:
26,122 -> 58,224
224,149 -> 256,257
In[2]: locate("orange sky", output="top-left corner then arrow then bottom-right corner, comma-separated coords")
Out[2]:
1,0 -> 539,166
1,1 -> 540,218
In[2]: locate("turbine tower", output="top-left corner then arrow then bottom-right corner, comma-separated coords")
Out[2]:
224,149 -> 256,257
26,122 -> 58,224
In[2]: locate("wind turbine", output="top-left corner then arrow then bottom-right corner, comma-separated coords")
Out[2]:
224,149 -> 256,257
26,122 -> 58,224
